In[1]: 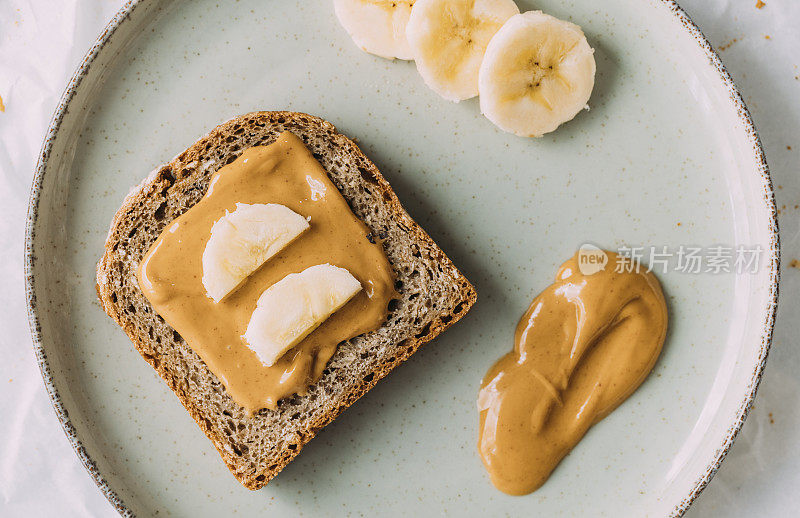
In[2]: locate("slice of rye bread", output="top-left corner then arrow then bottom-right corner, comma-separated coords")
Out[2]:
96,111 -> 477,490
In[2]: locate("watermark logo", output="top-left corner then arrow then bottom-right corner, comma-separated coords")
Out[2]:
578,244 -> 608,275
611,245 -> 762,274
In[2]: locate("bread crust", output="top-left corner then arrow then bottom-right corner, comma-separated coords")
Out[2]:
96,111 -> 476,490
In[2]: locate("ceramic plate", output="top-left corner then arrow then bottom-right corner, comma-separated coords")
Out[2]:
25,0 -> 779,516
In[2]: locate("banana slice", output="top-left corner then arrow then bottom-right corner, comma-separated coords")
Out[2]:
202,203 -> 309,303
478,11 -> 596,137
243,264 -> 362,367
334,0 -> 416,60
406,0 -> 519,102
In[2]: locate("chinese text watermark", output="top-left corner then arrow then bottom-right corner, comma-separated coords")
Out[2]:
577,244 -> 762,275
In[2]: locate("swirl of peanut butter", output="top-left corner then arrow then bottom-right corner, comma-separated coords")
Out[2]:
477,250 -> 668,495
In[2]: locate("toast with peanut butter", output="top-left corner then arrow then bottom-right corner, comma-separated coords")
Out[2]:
95,111 -> 476,490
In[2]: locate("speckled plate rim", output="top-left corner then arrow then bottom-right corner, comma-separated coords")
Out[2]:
23,1 -> 780,516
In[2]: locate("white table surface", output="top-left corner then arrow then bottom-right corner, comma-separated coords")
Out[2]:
1,0 -> 798,516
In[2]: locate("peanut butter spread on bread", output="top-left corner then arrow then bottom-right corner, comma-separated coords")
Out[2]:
138,132 -> 396,414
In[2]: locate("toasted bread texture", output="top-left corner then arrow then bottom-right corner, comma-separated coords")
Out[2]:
96,111 -> 477,489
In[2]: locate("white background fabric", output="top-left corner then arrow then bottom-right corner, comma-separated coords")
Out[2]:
0,1 -> 798,516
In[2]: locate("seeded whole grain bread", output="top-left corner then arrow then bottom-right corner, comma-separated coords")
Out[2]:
96,111 -> 477,490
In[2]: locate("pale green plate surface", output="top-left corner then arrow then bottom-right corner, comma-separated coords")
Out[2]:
26,0 -> 778,516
